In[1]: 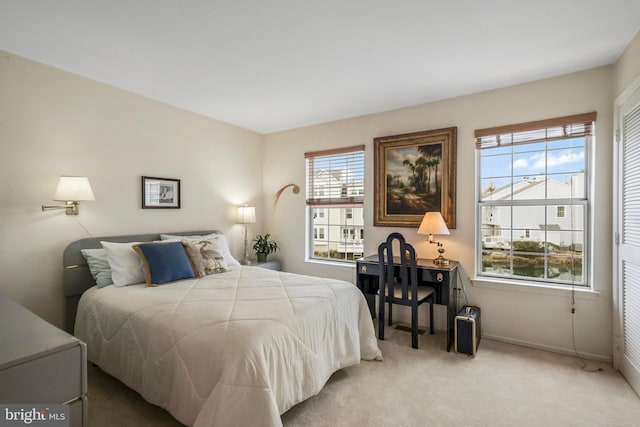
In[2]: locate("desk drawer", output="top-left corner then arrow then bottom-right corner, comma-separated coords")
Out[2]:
358,262 -> 380,276
421,268 -> 449,283
360,262 -> 449,282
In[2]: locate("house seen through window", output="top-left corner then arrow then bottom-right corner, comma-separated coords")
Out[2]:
556,206 -> 566,218
306,145 -> 365,262
476,112 -> 596,286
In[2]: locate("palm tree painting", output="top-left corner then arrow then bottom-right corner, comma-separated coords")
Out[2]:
387,143 -> 443,214
374,127 -> 456,228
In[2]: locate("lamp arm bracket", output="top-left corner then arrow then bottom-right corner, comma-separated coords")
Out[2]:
274,183 -> 300,206
429,239 -> 443,248
42,205 -> 68,211
41,201 -> 80,215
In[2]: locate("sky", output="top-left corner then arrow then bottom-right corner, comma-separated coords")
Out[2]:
480,137 -> 585,193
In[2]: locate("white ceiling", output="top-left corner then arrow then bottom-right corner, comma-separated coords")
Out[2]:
1,1 -> 639,134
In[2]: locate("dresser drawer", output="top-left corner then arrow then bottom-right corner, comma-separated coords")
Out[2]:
0,343 -> 85,403
69,396 -> 88,427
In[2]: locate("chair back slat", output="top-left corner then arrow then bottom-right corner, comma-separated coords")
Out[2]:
378,232 -> 418,304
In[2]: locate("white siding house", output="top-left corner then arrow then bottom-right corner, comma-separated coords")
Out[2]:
311,170 -> 364,259
481,175 -> 584,251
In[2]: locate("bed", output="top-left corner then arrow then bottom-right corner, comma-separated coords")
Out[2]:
64,230 -> 382,427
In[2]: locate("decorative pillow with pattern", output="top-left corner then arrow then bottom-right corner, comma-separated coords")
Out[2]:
161,232 -> 240,266
182,239 -> 229,276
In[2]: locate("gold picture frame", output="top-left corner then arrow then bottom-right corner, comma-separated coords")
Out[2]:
374,127 -> 457,228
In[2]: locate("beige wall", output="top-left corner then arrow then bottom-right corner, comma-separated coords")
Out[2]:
263,66 -> 615,360
614,31 -> 640,97
0,51 -> 263,328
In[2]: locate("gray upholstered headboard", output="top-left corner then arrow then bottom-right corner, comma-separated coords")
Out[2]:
63,230 -> 221,334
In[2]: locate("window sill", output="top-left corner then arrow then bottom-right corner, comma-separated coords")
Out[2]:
304,258 -> 356,269
471,276 -> 600,300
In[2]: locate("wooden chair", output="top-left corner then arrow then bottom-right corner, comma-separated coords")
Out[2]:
378,232 -> 435,349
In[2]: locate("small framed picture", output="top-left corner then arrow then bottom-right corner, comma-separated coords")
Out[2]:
142,176 -> 181,209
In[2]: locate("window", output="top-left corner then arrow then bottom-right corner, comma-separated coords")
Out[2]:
314,227 -> 325,240
342,227 -> 355,238
306,145 -> 365,262
476,112 -> 595,286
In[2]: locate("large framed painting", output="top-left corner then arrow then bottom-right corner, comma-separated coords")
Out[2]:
142,176 -> 181,209
374,127 -> 457,228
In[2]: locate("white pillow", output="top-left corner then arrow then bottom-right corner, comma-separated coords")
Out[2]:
160,233 -> 240,266
101,241 -> 146,286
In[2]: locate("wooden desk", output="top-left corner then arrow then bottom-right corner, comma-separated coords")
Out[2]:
356,255 -> 459,351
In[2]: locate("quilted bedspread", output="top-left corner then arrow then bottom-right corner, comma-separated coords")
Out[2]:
75,266 -> 382,427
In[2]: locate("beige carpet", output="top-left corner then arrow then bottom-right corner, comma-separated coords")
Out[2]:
87,328 -> 640,427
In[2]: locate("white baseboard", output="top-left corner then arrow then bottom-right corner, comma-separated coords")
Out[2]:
483,334 -> 612,364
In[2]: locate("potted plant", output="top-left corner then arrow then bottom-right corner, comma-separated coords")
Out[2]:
252,233 -> 279,263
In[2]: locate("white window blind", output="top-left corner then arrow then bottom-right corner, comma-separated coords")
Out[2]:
475,112 -> 596,150
305,145 -> 365,206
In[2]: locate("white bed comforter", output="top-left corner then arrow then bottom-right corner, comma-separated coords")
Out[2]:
75,266 -> 382,427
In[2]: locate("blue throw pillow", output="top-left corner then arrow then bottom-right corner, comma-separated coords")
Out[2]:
133,242 -> 195,285
81,248 -> 113,288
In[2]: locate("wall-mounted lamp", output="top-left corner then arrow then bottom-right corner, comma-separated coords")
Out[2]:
42,176 -> 95,215
417,211 -> 450,266
236,205 -> 256,265
273,183 -> 300,206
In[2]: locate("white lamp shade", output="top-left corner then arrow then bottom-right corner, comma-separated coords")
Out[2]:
53,176 -> 95,201
417,212 -> 450,236
236,206 -> 256,224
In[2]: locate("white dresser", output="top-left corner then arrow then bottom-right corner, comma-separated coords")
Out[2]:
0,297 -> 87,427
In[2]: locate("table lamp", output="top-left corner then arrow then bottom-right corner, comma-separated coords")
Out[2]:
417,211 -> 450,265
236,205 -> 256,265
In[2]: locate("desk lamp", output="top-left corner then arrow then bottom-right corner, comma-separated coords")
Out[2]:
418,211 -> 450,266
